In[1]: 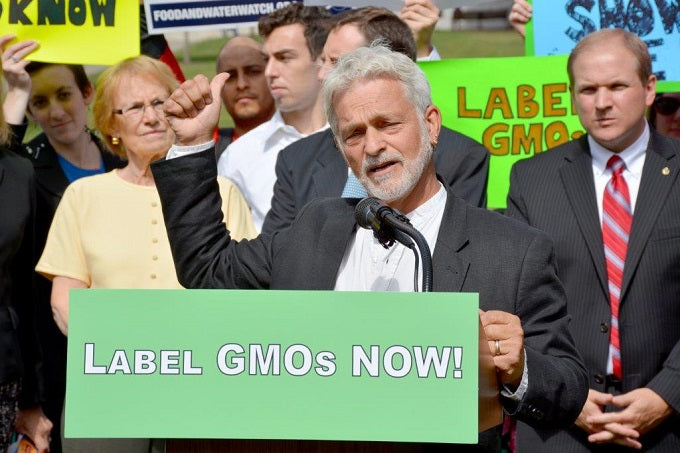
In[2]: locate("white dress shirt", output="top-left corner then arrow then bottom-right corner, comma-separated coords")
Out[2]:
416,45 -> 441,62
334,184 -> 446,292
217,111 -> 328,231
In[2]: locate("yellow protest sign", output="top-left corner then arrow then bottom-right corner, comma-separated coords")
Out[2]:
0,0 -> 139,65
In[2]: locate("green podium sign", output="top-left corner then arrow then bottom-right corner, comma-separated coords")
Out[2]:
66,290 -> 480,444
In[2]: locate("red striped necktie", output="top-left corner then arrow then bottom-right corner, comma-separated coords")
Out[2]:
602,155 -> 631,380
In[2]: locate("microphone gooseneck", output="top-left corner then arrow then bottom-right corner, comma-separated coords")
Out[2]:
354,197 -> 434,292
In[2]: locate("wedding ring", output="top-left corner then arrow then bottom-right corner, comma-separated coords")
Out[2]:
494,339 -> 501,356
11,56 -> 19,63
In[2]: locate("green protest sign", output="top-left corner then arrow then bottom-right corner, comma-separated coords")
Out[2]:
66,289 -> 480,443
421,56 -> 585,209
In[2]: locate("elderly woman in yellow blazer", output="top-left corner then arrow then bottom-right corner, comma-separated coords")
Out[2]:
35,56 -> 256,452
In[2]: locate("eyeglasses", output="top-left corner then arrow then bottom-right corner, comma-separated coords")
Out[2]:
113,98 -> 167,120
654,96 -> 680,116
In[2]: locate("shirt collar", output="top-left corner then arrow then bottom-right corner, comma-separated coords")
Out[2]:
589,122 -> 649,178
404,183 -> 447,228
265,110 -> 289,134
263,112 -> 330,150
262,111 -> 302,150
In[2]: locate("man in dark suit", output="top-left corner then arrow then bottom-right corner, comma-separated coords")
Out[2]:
261,7 -> 488,235
506,29 -> 680,451
154,44 -> 586,451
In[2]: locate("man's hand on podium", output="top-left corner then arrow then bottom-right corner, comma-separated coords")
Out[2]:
480,309 -> 525,391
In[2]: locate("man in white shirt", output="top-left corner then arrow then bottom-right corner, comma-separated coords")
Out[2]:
507,28 -> 680,451
154,44 -> 587,451
217,3 -> 330,231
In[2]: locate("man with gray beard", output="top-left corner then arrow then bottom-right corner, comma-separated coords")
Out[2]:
152,44 -> 587,451
261,7 -> 488,235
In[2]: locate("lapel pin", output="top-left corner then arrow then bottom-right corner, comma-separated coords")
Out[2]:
662,166 -> 670,176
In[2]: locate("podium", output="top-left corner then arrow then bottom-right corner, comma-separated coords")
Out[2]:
66,290 -> 503,449
166,316 -> 503,452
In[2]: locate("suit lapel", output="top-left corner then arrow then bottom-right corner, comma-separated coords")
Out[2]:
28,139 -> 70,198
315,200 -> 358,289
34,157 -> 69,198
621,131 -> 680,300
432,192 -> 470,292
558,138 -> 609,299
311,131 -> 347,198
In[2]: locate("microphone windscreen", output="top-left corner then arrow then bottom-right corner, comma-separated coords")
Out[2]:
354,197 -> 381,229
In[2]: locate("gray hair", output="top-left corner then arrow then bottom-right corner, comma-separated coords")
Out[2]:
322,43 -> 432,142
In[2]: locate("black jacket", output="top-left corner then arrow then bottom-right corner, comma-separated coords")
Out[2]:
13,126 -> 125,450
0,131 -> 40,407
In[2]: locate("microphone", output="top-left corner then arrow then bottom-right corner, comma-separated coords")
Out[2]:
355,197 -> 392,230
355,197 -> 414,248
